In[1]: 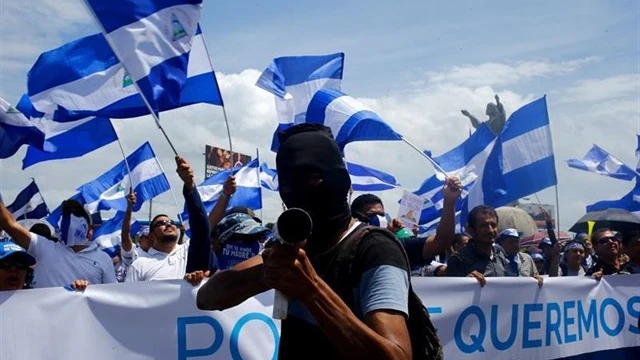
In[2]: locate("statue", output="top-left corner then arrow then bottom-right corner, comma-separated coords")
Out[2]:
461,94 -> 506,135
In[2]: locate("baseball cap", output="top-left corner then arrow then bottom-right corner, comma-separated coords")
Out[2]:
225,206 -> 262,223
214,213 -> 270,244
531,252 -> 545,262
498,228 -> 519,242
0,240 -> 36,266
135,226 -> 150,240
538,237 -> 553,248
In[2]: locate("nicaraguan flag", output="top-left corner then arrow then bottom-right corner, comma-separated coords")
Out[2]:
84,0 -> 203,112
78,142 -> 170,213
567,144 -> 636,181
478,96 -> 557,209
255,53 -> 344,151
7,180 -> 49,220
413,123 -> 497,224
16,95 -> 118,169
259,163 -> 279,191
306,89 -> 402,150
27,25 -> 219,121
92,212 -> 141,257
0,97 -> 47,159
346,162 -> 400,192
182,159 -> 261,227
588,135 -> 640,214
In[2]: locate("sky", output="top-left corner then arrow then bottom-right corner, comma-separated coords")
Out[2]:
0,0 -> 638,230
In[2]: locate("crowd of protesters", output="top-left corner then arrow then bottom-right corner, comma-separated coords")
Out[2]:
0,124 -> 638,359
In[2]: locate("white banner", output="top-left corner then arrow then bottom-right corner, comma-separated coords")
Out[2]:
0,276 -> 638,359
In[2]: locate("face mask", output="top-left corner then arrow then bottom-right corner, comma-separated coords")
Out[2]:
60,214 -> 90,247
368,213 -> 391,228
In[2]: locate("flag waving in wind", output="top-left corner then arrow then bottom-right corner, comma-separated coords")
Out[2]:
7,180 -> 49,220
255,53 -> 344,151
78,142 -> 171,213
84,0 -> 203,112
346,162 -> 400,191
306,89 -> 402,151
16,95 -> 118,169
0,97 -> 47,159
28,24 -> 217,121
93,212 -> 142,257
259,163 -> 279,191
567,144 -> 636,181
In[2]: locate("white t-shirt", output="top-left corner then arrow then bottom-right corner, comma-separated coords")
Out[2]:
120,245 -> 150,267
125,240 -> 189,282
28,233 -> 117,288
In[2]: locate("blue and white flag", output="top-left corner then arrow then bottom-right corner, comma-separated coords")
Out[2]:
78,142 -> 170,213
16,95 -> 118,169
255,53 -> 344,151
567,144 -> 636,181
197,159 -> 262,211
0,97 -> 47,159
182,159 -> 261,228
27,25 -> 219,121
587,135 -> 640,214
306,89 -> 402,150
479,96 -> 557,209
6,180 -> 49,220
84,0 -> 203,112
413,123 -> 497,224
346,162 -> 400,192
92,212 -> 141,257
259,163 -> 279,191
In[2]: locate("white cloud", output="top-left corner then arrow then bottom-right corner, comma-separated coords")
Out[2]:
555,73 -> 640,103
426,57 -> 600,87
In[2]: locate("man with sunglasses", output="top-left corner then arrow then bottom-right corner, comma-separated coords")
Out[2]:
125,156 -> 209,284
0,240 -> 35,291
0,198 -> 116,288
586,228 -> 637,278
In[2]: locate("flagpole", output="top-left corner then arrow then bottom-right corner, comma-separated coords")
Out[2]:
31,178 -> 51,215
401,137 -> 450,178
555,185 -> 561,233
83,1 -> 179,156
256,148 -> 263,220
110,120 -> 134,192
154,157 -> 183,223
199,32 -> 234,161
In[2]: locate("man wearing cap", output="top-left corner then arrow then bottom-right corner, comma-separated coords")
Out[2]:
0,240 -> 35,291
530,252 -> 545,274
212,213 -> 270,271
120,190 -> 152,273
0,198 -> 116,288
559,241 -> 587,276
125,156 -> 210,284
496,228 -> 539,278
537,237 -> 561,276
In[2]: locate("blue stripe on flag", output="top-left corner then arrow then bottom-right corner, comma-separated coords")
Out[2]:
7,181 -> 49,220
28,34 -> 117,95
501,96 -> 549,142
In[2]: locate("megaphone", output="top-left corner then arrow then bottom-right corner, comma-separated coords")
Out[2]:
272,208 -> 313,320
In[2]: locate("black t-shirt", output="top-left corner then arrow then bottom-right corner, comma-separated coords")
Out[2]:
277,224 -> 410,359
586,259 -> 636,276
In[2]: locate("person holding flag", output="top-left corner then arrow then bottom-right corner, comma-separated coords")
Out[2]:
125,156 -> 211,285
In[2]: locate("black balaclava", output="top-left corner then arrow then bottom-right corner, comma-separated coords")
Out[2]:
276,124 -> 352,251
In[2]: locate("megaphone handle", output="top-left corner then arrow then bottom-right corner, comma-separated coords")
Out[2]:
273,290 -> 288,319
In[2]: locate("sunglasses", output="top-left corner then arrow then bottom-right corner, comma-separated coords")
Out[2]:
596,236 -> 618,244
153,220 -> 176,230
0,261 -> 29,270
